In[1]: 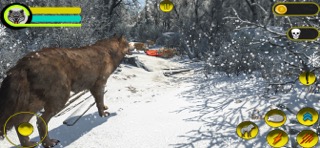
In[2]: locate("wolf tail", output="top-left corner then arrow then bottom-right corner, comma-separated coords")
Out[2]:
0,69 -> 31,139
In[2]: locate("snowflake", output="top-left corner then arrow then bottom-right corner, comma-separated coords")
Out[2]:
307,52 -> 320,67
0,24 -> 6,36
221,137 -> 240,147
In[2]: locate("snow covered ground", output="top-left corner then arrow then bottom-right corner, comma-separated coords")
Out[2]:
1,54 -> 320,148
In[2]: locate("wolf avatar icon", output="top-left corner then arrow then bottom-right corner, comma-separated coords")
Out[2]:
8,9 -> 26,24
0,34 -> 129,147
240,124 -> 255,137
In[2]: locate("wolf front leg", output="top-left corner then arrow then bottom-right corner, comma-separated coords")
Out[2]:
90,82 -> 109,117
37,111 -> 60,148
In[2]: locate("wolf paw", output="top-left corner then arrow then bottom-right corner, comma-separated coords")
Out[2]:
99,110 -> 110,117
21,141 -> 38,147
0,131 -> 4,139
43,139 -> 60,148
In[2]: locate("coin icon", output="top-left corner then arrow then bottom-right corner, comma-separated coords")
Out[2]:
275,5 -> 287,15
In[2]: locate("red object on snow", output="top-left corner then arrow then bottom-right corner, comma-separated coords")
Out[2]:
145,50 -> 161,57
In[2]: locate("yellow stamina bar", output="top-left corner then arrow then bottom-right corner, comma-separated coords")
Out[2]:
30,7 -> 81,14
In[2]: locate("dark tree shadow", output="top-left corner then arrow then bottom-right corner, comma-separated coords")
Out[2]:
49,112 -> 116,147
169,68 -> 320,148
11,112 -> 116,148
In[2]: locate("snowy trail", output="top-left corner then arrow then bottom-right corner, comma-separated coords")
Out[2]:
0,55 -> 203,148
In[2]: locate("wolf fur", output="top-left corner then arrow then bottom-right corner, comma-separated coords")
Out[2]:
0,34 -> 129,147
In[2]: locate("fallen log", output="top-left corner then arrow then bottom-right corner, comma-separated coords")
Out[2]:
122,56 -> 152,72
163,69 -> 192,76
163,68 -> 203,77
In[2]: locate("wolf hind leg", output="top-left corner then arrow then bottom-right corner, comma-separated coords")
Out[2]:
37,88 -> 70,147
13,114 -> 38,147
90,82 -> 109,117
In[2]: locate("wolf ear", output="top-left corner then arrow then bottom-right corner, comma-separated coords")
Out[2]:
20,10 -> 24,14
119,34 -> 126,43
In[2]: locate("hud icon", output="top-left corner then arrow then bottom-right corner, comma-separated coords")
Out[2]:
274,4 -> 287,15
291,28 -> 301,39
297,107 -> 319,126
159,0 -> 174,13
236,121 -> 259,140
8,9 -> 27,24
4,112 -> 48,148
264,109 -> 286,127
296,130 -> 318,147
266,129 -> 289,147
299,71 -> 316,86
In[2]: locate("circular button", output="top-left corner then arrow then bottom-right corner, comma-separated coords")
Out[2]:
159,0 -> 174,13
296,130 -> 318,148
266,129 -> 289,147
296,107 -> 318,126
17,122 -> 34,136
264,109 -> 286,127
299,71 -> 316,86
4,112 -> 48,148
236,121 -> 259,140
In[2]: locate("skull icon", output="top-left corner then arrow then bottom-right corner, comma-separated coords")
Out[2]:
291,28 -> 301,39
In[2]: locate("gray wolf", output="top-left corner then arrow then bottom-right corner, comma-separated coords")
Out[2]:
0,34 -> 129,147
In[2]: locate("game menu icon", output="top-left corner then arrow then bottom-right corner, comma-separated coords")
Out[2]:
296,130 -> 318,148
159,0 -> 174,13
297,107 -> 319,126
264,109 -> 286,128
236,121 -> 259,140
299,71 -> 317,86
266,129 -> 289,147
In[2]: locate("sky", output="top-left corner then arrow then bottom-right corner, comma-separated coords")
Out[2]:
138,0 -> 146,11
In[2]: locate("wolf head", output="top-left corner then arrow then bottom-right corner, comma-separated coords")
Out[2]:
114,34 -> 130,55
8,9 -> 25,24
